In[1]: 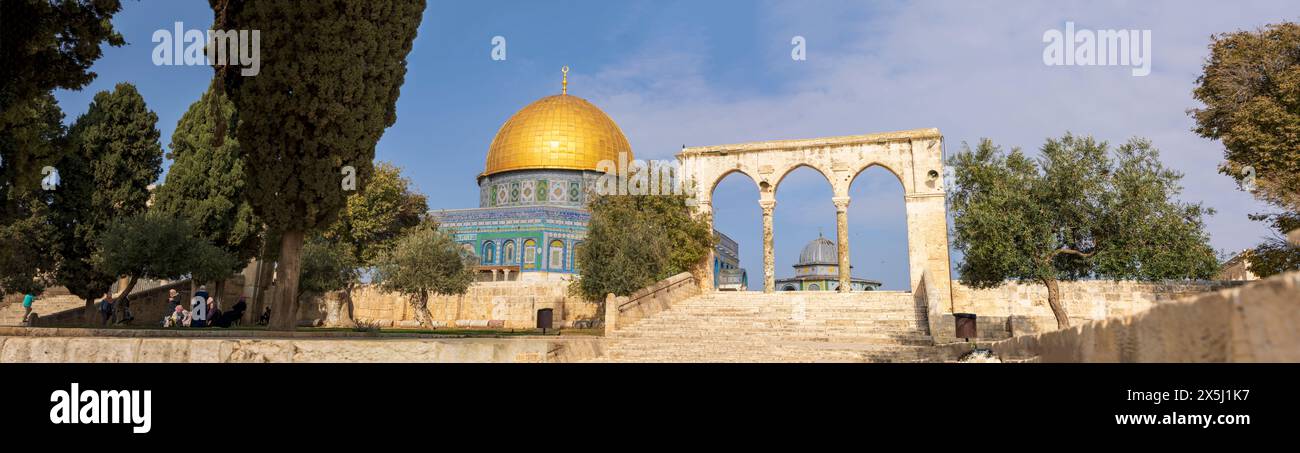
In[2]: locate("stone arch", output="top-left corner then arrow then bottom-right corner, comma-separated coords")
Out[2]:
772,162 -> 835,195
849,161 -> 907,191
677,128 -> 953,316
846,163 -> 911,290
707,168 -> 762,199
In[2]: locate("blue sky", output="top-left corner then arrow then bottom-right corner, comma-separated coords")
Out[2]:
54,1 -> 1299,290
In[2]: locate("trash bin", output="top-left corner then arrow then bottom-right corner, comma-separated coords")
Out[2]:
954,313 -> 977,340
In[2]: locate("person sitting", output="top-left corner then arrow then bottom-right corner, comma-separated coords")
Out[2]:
189,288 -> 208,328
162,305 -> 188,328
258,306 -> 271,326
211,298 -> 247,328
207,296 -> 222,326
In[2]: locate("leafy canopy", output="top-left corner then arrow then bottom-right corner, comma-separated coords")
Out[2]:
214,0 -> 427,234
152,87 -> 260,267
0,0 -> 123,203
52,83 -> 163,301
372,223 -> 475,300
949,134 -> 1218,288
1190,21 -> 1300,210
95,212 -> 237,284
0,94 -> 64,296
573,194 -> 714,300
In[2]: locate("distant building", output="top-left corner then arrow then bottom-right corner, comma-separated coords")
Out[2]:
714,231 -> 746,290
775,234 -> 881,291
1216,250 -> 1259,281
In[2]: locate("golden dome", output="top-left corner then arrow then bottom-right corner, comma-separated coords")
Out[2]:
482,93 -> 632,178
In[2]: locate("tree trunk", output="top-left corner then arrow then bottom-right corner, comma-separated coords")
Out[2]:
250,251 -> 275,325
114,275 -> 140,324
268,229 -> 305,331
1041,277 -> 1070,329
410,292 -> 434,329
114,275 -> 139,300
83,297 -> 97,326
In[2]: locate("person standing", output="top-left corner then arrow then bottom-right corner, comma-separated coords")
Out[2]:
190,287 -> 208,328
97,293 -> 115,326
21,293 -> 34,325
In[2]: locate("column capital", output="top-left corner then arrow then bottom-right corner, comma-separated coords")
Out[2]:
758,198 -> 777,214
832,196 -> 851,211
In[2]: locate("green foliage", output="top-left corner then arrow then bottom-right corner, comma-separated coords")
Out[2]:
372,223 -> 476,300
152,86 -> 259,268
1190,22 -> 1300,277
321,162 -> 428,269
1245,212 -> 1300,277
949,134 -> 1219,287
0,92 -> 68,208
0,190 -> 57,296
299,238 -> 358,296
211,0 -> 426,328
1191,22 -> 1300,211
0,0 -> 122,214
188,242 -> 239,285
95,212 -> 235,284
214,0 -> 426,234
52,83 -> 163,301
0,0 -> 124,115
0,93 -> 65,297
573,195 -> 714,300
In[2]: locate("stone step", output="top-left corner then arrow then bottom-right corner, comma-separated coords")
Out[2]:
597,291 -> 946,363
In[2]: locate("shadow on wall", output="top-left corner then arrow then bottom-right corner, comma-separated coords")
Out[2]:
33,277 -> 247,327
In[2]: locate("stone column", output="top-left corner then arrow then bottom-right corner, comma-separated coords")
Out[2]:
832,196 -> 851,292
760,197 -> 776,293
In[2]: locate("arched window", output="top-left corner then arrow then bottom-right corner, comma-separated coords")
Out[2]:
782,284 -> 797,291
481,241 -> 496,265
502,240 -> 516,265
808,283 -> 820,291
523,239 -> 537,269
549,240 -> 565,270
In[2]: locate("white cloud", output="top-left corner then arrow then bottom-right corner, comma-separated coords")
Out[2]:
581,0 -> 1295,267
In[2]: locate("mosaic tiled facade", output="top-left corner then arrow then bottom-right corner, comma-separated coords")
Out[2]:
436,79 -> 744,282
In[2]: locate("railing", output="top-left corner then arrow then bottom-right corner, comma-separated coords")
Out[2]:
604,272 -> 699,335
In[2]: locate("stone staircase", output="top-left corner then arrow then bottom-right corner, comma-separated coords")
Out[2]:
0,294 -> 86,326
595,291 -> 951,362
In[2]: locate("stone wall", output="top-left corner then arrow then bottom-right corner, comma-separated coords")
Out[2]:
933,279 -> 1239,342
34,277 -> 247,327
299,280 -> 601,329
604,272 -> 700,335
974,270 -> 1300,362
0,328 -> 604,363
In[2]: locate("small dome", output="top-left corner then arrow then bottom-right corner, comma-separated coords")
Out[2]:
798,235 -> 838,265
